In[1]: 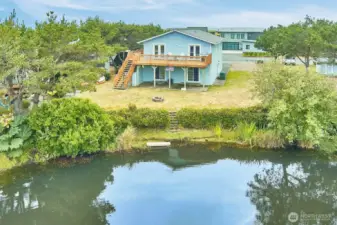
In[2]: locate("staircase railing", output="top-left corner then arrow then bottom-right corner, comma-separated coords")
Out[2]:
113,53 -> 133,87
123,64 -> 137,88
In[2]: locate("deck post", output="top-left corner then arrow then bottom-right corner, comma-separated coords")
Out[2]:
152,66 -> 157,87
202,69 -> 205,89
182,68 -> 187,91
169,70 -> 171,89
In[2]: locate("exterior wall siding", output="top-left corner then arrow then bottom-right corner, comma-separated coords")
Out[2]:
219,31 -> 264,52
133,31 -> 223,86
143,31 -> 212,56
241,41 -> 264,52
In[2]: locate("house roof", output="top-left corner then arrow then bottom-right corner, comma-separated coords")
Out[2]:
209,27 -> 265,33
137,30 -> 224,45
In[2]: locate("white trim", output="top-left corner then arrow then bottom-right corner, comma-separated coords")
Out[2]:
188,44 -> 201,57
153,43 -> 166,55
138,30 -> 222,45
187,68 -> 200,83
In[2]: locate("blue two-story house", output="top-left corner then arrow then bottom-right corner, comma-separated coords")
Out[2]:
113,29 -> 223,90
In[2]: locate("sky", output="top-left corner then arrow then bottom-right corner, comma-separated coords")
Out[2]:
1,0 -> 337,28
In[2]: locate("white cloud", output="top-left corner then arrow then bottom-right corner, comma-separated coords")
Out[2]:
12,0 -> 194,21
13,0 -> 193,12
173,4 -> 337,28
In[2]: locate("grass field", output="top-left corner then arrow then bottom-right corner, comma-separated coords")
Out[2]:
78,70 -> 259,110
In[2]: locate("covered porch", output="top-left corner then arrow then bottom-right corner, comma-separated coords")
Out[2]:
132,65 -> 210,91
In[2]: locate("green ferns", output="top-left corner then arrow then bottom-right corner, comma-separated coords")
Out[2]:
29,98 -> 117,158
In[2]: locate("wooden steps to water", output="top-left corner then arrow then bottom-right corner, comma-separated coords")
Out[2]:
169,111 -> 179,132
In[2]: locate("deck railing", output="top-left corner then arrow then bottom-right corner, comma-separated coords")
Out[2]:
134,53 -> 212,68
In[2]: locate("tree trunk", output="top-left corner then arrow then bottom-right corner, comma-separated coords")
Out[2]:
305,56 -> 310,73
13,93 -> 23,116
32,93 -> 40,106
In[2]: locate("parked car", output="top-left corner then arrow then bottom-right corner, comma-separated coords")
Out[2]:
283,57 -> 296,66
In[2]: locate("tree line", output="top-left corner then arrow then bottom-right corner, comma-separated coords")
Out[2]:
0,10 -> 164,115
255,16 -> 337,72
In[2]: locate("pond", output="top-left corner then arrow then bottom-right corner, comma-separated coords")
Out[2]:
0,145 -> 336,225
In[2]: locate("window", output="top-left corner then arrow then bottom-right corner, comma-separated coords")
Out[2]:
231,33 -> 235,39
222,42 -> 240,50
247,32 -> 262,40
154,44 -> 165,55
241,33 -> 245,39
189,45 -> 200,56
188,68 -> 200,82
246,45 -> 250,50
155,67 -> 165,80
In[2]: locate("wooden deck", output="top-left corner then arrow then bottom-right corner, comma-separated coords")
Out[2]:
134,53 -> 212,68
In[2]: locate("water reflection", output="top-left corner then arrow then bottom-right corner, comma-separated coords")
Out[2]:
0,146 -> 335,225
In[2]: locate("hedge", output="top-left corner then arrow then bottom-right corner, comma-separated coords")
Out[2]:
108,108 -> 170,129
176,107 -> 268,129
243,52 -> 271,57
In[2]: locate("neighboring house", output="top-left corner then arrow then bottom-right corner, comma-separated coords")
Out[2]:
113,29 -> 223,90
209,27 -> 264,52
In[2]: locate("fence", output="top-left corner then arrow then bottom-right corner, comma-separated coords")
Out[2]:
316,64 -> 337,76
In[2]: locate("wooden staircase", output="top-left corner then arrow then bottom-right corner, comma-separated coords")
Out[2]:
113,53 -> 138,90
169,111 -> 179,132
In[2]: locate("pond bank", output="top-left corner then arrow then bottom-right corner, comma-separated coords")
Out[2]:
131,128 -> 286,151
0,128 -> 319,173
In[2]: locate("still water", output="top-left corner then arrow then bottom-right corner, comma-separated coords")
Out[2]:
0,145 -> 336,225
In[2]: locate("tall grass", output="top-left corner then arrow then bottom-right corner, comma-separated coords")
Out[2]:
213,123 -> 222,139
236,122 -> 257,146
252,130 -> 285,149
116,126 -> 136,151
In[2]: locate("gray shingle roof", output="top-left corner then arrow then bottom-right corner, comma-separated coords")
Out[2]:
138,30 -> 224,45
209,27 -> 265,33
177,29 -> 224,44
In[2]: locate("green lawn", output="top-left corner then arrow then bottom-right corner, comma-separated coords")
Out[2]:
79,70 -> 259,110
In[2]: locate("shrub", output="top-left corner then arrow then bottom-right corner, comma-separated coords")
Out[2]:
116,126 -> 136,151
254,63 -> 337,146
29,98 -> 116,158
109,108 -> 170,129
104,72 -> 111,81
0,115 -> 33,158
22,99 -> 30,109
177,107 -> 267,129
252,130 -> 284,149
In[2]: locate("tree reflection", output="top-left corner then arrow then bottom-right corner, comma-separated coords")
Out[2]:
247,160 -> 337,225
0,157 -> 116,225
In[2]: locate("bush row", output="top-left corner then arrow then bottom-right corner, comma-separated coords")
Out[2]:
243,52 -> 271,57
108,108 -> 170,129
108,106 -> 268,130
176,107 -> 268,129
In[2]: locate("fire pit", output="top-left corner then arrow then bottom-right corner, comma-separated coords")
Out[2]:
152,96 -> 164,102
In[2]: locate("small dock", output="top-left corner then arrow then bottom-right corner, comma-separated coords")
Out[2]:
147,142 -> 171,148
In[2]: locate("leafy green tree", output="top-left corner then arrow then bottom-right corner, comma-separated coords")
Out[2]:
253,63 -> 337,147
79,17 -> 165,50
0,10 -> 32,115
255,26 -> 285,60
28,98 -> 116,158
257,16 -> 332,72
27,11 -> 115,102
